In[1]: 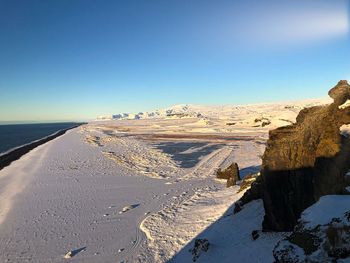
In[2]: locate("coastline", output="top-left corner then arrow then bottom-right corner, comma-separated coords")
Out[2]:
0,122 -> 266,262
0,124 -> 83,171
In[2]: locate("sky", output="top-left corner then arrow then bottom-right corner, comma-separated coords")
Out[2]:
0,0 -> 349,122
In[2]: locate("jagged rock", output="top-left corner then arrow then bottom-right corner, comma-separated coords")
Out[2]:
234,81 -> 350,232
216,162 -> 240,187
261,80 -> 350,231
273,242 -> 306,263
233,202 -> 242,213
329,80 -> 350,104
226,177 -> 236,187
251,230 -> 260,240
254,117 -> 271,127
261,120 -> 271,127
226,122 -> 236,126
238,173 -> 260,193
189,239 -> 210,262
234,174 -> 263,214
273,197 -> 350,262
217,162 -> 240,180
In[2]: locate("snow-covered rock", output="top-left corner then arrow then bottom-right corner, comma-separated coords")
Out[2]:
273,195 -> 350,263
98,99 -> 331,125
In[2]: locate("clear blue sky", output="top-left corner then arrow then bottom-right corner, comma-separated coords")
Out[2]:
0,0 -> 349,122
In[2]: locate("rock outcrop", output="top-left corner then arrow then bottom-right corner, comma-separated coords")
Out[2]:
216,162 -> 240,187
273,196 -> 350,262
189,239 -> 210,262
236,80 -> 350,231
234,173 -> 263,213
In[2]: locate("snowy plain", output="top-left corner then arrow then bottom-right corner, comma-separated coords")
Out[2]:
0,99 -> 342,263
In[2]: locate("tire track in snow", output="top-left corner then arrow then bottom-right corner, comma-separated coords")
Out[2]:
183,145 -> 234,180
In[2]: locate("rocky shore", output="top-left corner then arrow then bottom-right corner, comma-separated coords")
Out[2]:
0,124 -> 81,170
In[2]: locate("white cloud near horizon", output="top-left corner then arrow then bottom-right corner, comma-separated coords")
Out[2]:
198,0 -> 349,50
247,9 -> 349,46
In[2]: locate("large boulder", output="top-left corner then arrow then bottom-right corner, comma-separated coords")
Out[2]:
235,80 -> 350,232
261,80 -> 350,231
216,162 -> 240,187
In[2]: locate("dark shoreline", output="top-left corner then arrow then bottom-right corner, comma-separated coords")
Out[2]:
0,124 -> 83,171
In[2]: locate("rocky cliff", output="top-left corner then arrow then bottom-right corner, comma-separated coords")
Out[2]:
237,80 -> 350,231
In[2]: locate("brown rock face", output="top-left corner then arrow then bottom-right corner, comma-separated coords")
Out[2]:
216,162 -> 240,187
235,81 -> 350,231
264,82 -> 350,171
261,80 -> 350,231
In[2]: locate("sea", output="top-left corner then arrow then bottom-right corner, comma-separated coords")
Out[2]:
0,122 -> 81,155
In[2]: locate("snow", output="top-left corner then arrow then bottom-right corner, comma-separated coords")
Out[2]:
1,97 -> 344,263
169,200 -> 287,263
139,186 -> 244,262
0,129 -> 180,262
274,195 -> 350,262
99,99 -> 331,129
0,123 -> 265,262
301,195 -> 350,228
339,99 -> 350,109
340,124 -> 350,137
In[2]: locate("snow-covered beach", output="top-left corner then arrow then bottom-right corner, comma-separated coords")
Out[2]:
0,123 -> 81,170
0,113 -> 267,262
2,1 -> 349,261
1,99 -> 345,263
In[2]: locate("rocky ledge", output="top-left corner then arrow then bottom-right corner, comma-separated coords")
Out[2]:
273,195 -> 350,262
236,80 -> 350,231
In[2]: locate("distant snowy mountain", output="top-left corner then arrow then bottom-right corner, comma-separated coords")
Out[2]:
96,98 -> 331,128
97,104 -> 202,121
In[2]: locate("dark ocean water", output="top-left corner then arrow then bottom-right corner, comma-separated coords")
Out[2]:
0,122 -> 80,154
